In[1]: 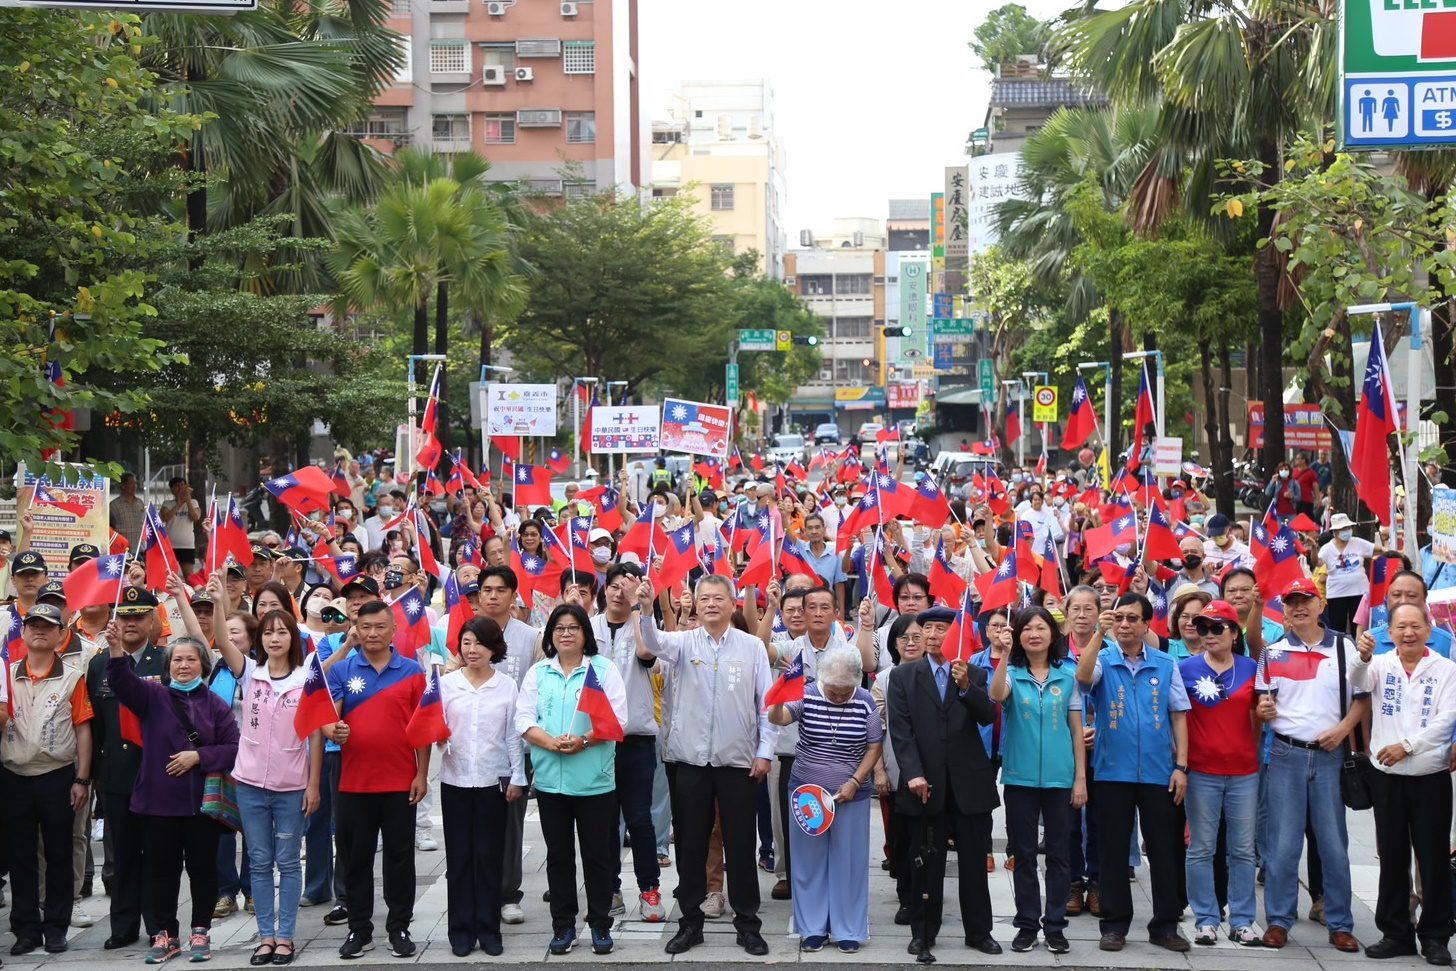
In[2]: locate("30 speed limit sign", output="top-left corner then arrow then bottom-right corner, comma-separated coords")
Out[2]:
1032,385 -> 1059,423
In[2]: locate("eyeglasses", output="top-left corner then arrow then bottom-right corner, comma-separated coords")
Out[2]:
1193,620 -> 1230,636
321,610 -> 347,623
554,625 -> 583,635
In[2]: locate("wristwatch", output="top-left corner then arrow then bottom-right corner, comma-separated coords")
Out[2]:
582,737 -> 593,749
73,778 -> 91,787
1174,764 -> 1188,774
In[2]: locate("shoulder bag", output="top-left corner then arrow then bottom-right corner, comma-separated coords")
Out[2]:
167,691 -> 242,831
1334,634 -> 1375,811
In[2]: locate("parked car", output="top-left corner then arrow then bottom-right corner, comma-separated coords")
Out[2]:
855,421 -> 884,444
768,433 -> 807,466
930,452 -> 989,500
813,422 -> 842,445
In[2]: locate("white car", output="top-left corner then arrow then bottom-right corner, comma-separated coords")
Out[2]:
767,433 -> 806,466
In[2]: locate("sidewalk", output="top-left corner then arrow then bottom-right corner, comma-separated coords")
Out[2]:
1,780 -> 1423,969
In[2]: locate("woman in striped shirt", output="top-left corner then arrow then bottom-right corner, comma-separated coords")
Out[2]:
768,647 -> 883,954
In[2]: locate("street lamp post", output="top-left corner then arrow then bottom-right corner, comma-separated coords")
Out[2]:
572,377 -> 599,479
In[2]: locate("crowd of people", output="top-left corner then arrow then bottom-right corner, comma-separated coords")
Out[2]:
1,440 -> 1454,965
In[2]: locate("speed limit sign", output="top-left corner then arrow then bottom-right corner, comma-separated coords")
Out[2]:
1032,385 -> 1059,423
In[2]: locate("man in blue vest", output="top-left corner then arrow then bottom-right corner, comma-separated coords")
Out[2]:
1074,592 -> 1191,953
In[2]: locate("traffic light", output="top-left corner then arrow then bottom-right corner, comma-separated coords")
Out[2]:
792,335 -> 819,346
881,325 -> 912,337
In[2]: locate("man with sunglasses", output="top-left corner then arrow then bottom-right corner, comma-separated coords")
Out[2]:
1179,601 -> 1261,947
1074,592 -> 1191,953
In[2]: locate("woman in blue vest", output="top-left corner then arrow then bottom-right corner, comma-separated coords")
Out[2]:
514,604 -> 627,957
989,606 -> 1086,955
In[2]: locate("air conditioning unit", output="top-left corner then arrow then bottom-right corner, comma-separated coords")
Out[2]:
515,67 -> 534,82
485,0 -> 506,13
560,1 -> 578,14
817,370 -> 833,382
483,65 -> 507,85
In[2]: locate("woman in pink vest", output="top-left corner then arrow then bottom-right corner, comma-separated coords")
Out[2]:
216,606 -> 323,966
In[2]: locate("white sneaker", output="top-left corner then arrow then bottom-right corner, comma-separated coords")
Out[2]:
91,820 -> 104,842
414,833 -> 438,852
501,903 -> 525,924
702,891 -> 726,919
71,902 -> 95,928
639,889 -> 666,923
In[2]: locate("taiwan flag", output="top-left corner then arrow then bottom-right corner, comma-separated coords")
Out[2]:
1005,399 -> 1022,447
1147,577 -> 1171,638
1353,320 -> 1400,524
929,536 -> 968,606
653,523 -> 700,594
705,534 -> 734,579
491,435 -> 521,462
618,503 -> 666,562
405,667 -> 452,748
693,457 -> 725,489
391,587 -> 431,659
1084,512 -> 1137,563
1369,556 -> 1397,608
911,474 -> 951,529
1061,376 -> 1096,450
1038,532 -> 1063,598
64,553 -> 127,611
594,487 -> 624,534
1143,500 -> 1183,563
264,468 -> 335,514
312,538 -> 359,584
1262,643 -> 1327,682
412,509 -> 442,580
139,505 -> 181,591
577,661 -> 624,742
219,498 -> 255,566
737,528 -> 777,590
1128,363 -> 1157,470
293,652 -> 339,739
974,552 -> 1020,612
512,540 -> 558,608
836,486 -> 883,553
444,575 -> 477,655
942,588 -> 981,663
762,652 -> 805,708
545,448 -> 571,475
329,462 -> 351,498
779,541 -> 820,582
511,462 -> 553,509
32,484 -> 88,519
4,610 -> 26,667
1251,511 -> 1305,600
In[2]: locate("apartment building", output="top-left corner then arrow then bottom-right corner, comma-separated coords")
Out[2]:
355,0 -> 643,197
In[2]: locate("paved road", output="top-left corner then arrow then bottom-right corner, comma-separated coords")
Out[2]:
0,771 -> 1424,970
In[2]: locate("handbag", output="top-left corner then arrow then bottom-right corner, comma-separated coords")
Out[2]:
167,692 -> 243,831
1334,634 -> 1375,811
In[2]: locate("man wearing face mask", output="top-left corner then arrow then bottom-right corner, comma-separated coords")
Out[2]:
1201,514 -> 1253,572
1168,536 -> 1220,599
691,491 -> 724,549
587,528 -> 616,572
364,491 -> 406,552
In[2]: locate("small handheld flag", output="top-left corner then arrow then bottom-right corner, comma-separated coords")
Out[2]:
576,661 -> 624,742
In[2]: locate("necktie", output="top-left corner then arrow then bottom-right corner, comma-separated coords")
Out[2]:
935,665 -> 947,702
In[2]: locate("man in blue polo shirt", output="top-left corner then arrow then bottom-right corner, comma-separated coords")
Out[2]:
1358,571 -> 1453,659
1074,592 -> 1191,954
325,599 -> 429,960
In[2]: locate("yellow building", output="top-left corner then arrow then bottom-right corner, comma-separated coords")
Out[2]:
650,80 -> 787,278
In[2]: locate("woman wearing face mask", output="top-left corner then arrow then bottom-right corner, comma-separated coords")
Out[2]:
103,628 -> 240,964
1317,513 -> 1374,635
1263,461 -> 1302,519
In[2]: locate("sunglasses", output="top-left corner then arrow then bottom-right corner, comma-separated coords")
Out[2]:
1193,619 -> 1231,636
321,609 -> 347,623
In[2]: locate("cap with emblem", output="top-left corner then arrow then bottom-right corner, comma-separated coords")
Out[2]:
68,543 -> 102,566
225,563 -> 245,578
191,590 -> 215,608
36,581 -> 66,605
12,550 -> 47,575
1198,600 -> 1242,625
1282,577 -> 1321,601
340,576 -> 380,599
22,603 -> 64,627
281,546 -> 309,563
115,586 -> 160,616
250,544 -> 275,561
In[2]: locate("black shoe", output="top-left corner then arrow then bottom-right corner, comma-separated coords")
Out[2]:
9,940 -> 38,957
664,926 -> 703,954
104,934 -> 139,950
1045,931 -> 1070,954
881,858 -> 892,871
916,951 -> 936,965
966,935 -> 1002,955
479,939 -> 503,957
322,905 -> 350,926
450,942 -> 473,958
1011,929 -> 1037,952
1367,937 -> 1419,959
43,939 -> 67,955
907,937 -> 925,955
388,930 -> 415,958
1099,931 -> 1125,951
1151,932 -> 1191,952
338,932 -> 373,960
1425,941 -> 1453,966
737,929 -> 769,956
894,905 -> 913,925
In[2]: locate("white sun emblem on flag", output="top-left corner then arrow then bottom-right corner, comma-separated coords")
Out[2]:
405,598 -> 422,618
997,559 -> 1014,577
1117,516 -> 1133,530
517,466 -> 530,482
346,676 -> 366,694
863,493 -> 877,508
1270,535 -> 1288,553
1072,385 -> 1085,403
1193,676 -> 1222,703
102,558 -> 122,577
523,555 -> 541,571
878,474 -> 893,488
1266,647 -> 1285,661
269,478 -> 290,490
670,404 -> 688,421
305,663 -> 320,684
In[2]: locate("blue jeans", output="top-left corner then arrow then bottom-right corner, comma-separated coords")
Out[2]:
1186,771 -> 1258,928
1263,739 -> 1353,932
236,783 -> 306,942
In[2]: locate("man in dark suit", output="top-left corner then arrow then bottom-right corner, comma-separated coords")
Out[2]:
887,605 -> 1001,959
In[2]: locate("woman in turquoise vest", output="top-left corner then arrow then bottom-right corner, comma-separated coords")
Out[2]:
514,603 -> 627,958
989,606 -> 1087,955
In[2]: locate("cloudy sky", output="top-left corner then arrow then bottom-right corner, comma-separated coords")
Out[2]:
639,0 -> 1072,234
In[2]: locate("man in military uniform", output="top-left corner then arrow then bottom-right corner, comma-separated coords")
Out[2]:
86,585 -> 166,949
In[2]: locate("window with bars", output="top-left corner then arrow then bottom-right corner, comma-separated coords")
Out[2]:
429,42 -> 469,74
565,111 -> 596,143
833,358 -> 875,383
390,0 -> 411,15
515,38 -> 562,57
565,181 -> 597,200
834,317 -> 872,339
431,113 -> 470,141
836,274 -> 872,295
562,40 -> 595,74
799,274 -> 832,296
484,112 -> 515,144
710,184 -> 735,211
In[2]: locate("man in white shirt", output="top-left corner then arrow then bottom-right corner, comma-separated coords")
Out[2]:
1013,488 -> 1066,552
159,478 -> 201,577
1201,514 -> 1253,572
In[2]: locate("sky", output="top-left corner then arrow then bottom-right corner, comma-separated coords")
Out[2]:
639,0 -> 1072,235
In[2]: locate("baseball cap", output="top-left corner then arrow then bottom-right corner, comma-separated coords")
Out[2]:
114,586 -> 160,616
250,543 -> 275,561
589,528 -> 614,545
11,550 -> 47,575
1198,600 -> 1241,626
68,543 -> 102,566
340,576 -> 380,599
1206,513 -> 1232,538
1282,577 -> 1320,601
36,581 -> 66,605
225,562 -> 246,579
191,589 -> 215,608
281,546 -> 309,563
22,603 -> 63,627
321,598 -> 349,623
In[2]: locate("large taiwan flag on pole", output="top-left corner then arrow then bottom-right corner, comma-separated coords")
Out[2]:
1352,320 -> 1400,525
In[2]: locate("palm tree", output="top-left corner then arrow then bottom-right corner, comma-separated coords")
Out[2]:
993,103 -> 1162,458
331,149 -> 526,461
1054,0 -> 1335,475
